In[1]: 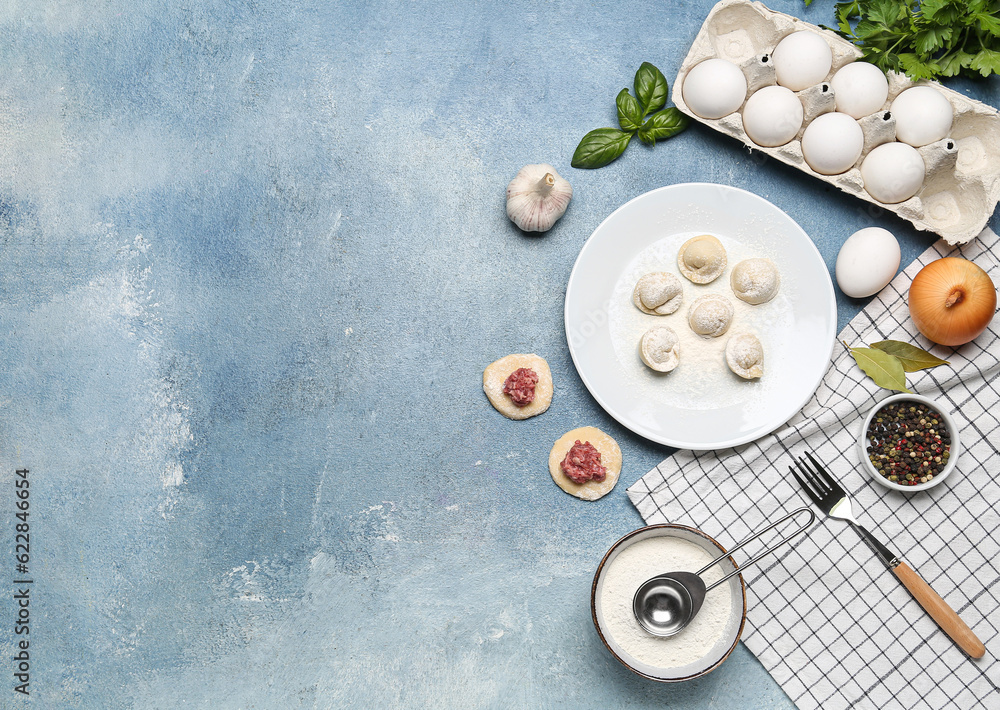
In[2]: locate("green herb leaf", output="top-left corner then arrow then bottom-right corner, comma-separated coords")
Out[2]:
866,0 -> 907,27
898,52 -> 939,80
914,26 -> 953,54
919,0 -> 953,23
937,49 -> 976,76
847,343 -> 912,393
616,89 -> 643,132
976,11 -> 1000,37
574,61 -> 685,169
853,19 -> 892,42
808,0 -> 1000,80
971,48 -> 1000,77
571,128 -> 633,169
637,108 -> 690,146
870,340 -> 950,372
835,1 -> 861,31
922,0 -> 962,26
634,62 -> 668,115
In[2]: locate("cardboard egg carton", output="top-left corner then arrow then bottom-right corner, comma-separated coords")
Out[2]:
673,0 -> 1000,244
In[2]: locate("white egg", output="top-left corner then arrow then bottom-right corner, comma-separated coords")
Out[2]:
861,142 -> 925,203
891,86 -> 953,147
831,62 -> 889,119
772,31 -> 833,91
682,58 -> 748,120
801,112 -> 864,175
835,227 -> 901,298
742,86 -> 804,147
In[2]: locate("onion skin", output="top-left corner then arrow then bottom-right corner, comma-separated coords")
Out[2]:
908,257 -> 997,346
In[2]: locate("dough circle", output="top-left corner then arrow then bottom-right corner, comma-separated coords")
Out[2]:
678,234 -> 727,284
639,326 -> 680,372
730,258 -> 780,305
548,426 -> 621,501
726,333 -> 764,379
633,272 -> 684,315
483,354 -> 553,420
688,294 -> 735,338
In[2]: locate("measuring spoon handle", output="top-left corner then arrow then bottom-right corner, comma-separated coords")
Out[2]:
701,507 -> 816,593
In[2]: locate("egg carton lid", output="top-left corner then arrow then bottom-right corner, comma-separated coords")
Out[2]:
673,0 -> 1000,245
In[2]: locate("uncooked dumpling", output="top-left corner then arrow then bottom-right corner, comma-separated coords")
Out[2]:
688,294 -> 734,338
483,354 -> 553,420
633,272 -> 683,315
639,326 -> 680,372
731,258 -> 780,305
678,234 -> 727,284
726,333 -> 764,379
548,427 -> 622,501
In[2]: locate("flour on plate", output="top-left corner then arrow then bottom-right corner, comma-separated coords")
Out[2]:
608,231 -> 792,411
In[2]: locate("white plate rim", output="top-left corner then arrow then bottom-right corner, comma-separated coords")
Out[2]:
564,182 -> 837,450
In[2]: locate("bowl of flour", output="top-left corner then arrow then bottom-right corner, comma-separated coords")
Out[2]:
591,525 -> 746,681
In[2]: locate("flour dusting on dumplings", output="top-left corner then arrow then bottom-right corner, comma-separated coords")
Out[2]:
688,294 -> 734,338
639,326 -> 681,372
678,235 -> 727,284
726,333 -> 764,379
607,228 -> 793,411
731,258 -> 780,305
633,272 -> 684,315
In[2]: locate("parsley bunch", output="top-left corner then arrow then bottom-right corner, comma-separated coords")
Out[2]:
806,0 -> 1000,80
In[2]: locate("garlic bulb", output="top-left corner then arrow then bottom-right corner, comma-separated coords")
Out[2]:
506,164 -> 572,232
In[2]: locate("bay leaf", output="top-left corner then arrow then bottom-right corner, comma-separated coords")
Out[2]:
870,340 -> 949,372
848,345 -> 912,393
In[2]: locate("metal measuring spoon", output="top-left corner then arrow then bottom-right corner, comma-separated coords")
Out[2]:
633,507 -> 815,637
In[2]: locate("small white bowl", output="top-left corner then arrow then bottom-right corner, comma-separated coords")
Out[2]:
858,393 -> 961,492
591,525 -> 746,682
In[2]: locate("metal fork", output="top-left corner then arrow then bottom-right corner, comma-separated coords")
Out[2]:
791,451 -> 985,659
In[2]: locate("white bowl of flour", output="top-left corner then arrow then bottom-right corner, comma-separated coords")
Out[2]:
591,525 -> 746,681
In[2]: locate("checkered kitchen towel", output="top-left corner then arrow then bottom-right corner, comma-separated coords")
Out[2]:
627,229 -> 1000,710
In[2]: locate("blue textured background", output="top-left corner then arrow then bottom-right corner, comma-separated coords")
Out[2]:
1,1 -> 997,707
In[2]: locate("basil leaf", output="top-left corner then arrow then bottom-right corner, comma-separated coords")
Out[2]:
870,340 -> 950,372
616,89 -> 643,132
633,62 -> 668,115
571,128 -> 633,169
637,108 -> 690,146
848,345 -> 912,393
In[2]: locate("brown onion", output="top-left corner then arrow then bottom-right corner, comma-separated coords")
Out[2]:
908,257 -> 997,346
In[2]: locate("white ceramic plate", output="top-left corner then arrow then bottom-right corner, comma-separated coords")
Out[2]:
565,183 -> 836,450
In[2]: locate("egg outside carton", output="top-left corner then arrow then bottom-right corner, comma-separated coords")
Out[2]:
673,0 -> 1000,245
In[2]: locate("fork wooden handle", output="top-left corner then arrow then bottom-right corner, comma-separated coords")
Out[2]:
893,562 -> 986,658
